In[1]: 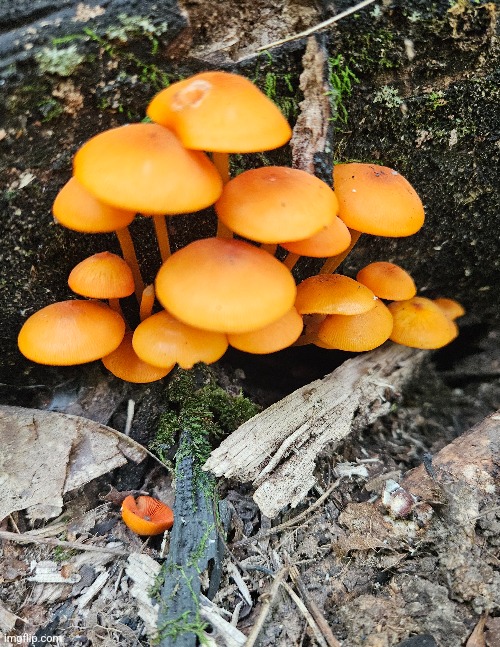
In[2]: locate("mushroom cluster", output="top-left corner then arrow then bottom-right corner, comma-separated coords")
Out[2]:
18,71 -> 464,382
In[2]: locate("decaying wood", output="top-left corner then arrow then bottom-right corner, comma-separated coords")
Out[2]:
290,35 -> 333,182
204,344 -> 426,518
402,409 -> 500,503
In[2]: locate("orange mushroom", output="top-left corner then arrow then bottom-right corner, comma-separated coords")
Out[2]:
132,310 -> 228,369
155,238 -> 296,334
215,166 -> 337,244
281,216 -> 351,270
356,262 -> 417,301
121,495 -> 174,536
68,252 -> 134,312
320,163 -> 425,274
434,298 -> 466,320
295,274 -> 377,315
228,307 -> 303,354
18,300 -> 125,365
388,297 -> 458,349
73,123 -> 223,263
102,332 -> 174,383
53,177 -> 143,300
317,299 -> 394,351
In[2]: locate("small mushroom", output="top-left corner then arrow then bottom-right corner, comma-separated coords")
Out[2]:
102,332 -> 174,383
121,495 -> 174,536
228,307 -> 303,354
388,297 -> 458,349
18,300 -> 125,365
317,298 -> 394,352
434,297 -> 466,320
68,251 -> 134,313
356,261 -> 417,301
295,274 -> 377,316
132,310 -> 228,369
281,216 -> 351,271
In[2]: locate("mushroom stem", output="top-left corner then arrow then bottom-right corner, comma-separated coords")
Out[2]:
319,229 -> 362,274
140,284 -> 156,321
115,227 -> 144,302
283,252 -> 300,270
293,314 -> 326,346
213,152 -> 233,239
261,244 -> 278,257
152,215 -> 171,262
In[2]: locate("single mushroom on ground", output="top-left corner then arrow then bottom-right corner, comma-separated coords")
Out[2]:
121,495 -> 174,536
155,237 -> 297,334
146,70 -> 292,236
18,300 -> 125,365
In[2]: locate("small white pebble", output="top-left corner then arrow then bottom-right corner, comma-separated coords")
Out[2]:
352,189 -> 357,192
391,170 -> 399,175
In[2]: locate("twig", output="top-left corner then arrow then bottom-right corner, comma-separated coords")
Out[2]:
281,580 -> 329,647
0,530 -> 129,556
233,480 -> 339,548
244,566 -> 288,647
288,563 -> 342,647
254,0 -> 376,52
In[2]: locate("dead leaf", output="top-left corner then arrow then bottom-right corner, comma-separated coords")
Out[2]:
0,600 -> 21,632
0,406 -> 148,521
467,615 -> 487,647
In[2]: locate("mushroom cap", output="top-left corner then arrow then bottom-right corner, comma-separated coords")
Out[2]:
215,166 -> 337,244
121,495 -> 174,535
356,262 -> 417,301
280,216 -> 351,257
68,252 -> 135,299
155,237 -> 297,333
388,297 -> 458,349
146,71 -> 292,153
228,307 -> 303,354
295,274 -> 377,315
132,310 -> 228,369
73,123 -> 223,215
18,300 -> 125,365
434,298 -> 466,320
53,177 -> 135,233
102,332 -> 174,383
334,163 -> 425,237
317,299 -> 394,352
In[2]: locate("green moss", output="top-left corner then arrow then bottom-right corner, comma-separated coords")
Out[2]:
373,85 -> 403,108
327,54 -> 360,128
36,45 -> 85,77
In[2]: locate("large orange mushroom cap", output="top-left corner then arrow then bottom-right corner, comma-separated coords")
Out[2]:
215,166 -> 337,244
132,310 -> 228,369
18,300 -> 125,365
317,299 -> 394,352
388,297 -> 458,349
121,495 -> 173,536
155,238 -> 297,334
73,123 -> 223,215
102,332 -> 174,383
228,307 -> 303,354
334,163 -> 425,237
53,177 -> 135,233
295,274 -> 378,315
356,262 -> 417,301
68,252 -> 135,299
146,71 -> 292,153
281,216 -> 351,258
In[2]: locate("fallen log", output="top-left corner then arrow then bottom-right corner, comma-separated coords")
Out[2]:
204,344 -> 427,518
